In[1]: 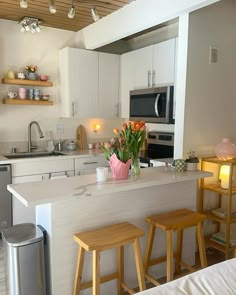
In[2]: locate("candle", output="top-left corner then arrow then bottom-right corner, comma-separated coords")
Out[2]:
96,167 -> 108,183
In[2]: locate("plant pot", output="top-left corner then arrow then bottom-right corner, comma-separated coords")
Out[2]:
109,154 -> 131,180
186,162 -> 198,171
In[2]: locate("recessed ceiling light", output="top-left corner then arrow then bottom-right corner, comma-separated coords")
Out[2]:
20,0 -> 28,9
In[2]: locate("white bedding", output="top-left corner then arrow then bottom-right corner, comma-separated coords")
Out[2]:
136,258 -> 236,295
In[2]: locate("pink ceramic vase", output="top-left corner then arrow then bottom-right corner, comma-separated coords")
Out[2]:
215,138 -> 236,160
109,154 -> 131,180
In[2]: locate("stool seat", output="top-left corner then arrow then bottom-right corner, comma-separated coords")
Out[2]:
144,208 -> 207,286
74,222 -> 144,251
146,208 -> 206,230
73,222 -> 146,295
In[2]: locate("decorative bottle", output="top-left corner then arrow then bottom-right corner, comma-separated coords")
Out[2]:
215,138 -> 236,160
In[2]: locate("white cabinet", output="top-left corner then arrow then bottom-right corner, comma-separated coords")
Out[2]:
75,155 -> 109,176
12,173 -> 49,225
152,38 -> 176,86
59,47 -> 98,118
120,51 -> 135,118
133,46 -> 153,89
119,38 -> 176,118
98,52 -> 120,118
11,158 -> 74,225
59,47 -> 119,118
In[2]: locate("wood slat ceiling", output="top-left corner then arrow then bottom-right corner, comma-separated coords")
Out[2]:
0,0 -> 134,32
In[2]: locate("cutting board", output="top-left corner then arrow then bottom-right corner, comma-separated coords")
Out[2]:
76,125 -> 87,150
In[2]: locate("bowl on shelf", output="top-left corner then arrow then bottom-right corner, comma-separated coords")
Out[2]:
40,94 -> 50,101
39,74 -> 50,81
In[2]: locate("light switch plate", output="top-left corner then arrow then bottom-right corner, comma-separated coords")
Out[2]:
209,45 -> 218,64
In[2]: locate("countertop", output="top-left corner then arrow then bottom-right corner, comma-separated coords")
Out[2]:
7,167 -> 212,207
0,149 -> 103,165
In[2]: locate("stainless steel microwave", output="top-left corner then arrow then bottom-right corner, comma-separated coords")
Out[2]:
129,85 -> 174,124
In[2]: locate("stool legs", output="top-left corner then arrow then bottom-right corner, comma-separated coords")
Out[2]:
93,250 -> 100,295
117,246 -> 124,295
143,224 -> 155,272
73,247 -> 85,295
133,239 -> 146,291
196,222 -> 207,268
175,230 -> 183,274
166,230 -> 174,282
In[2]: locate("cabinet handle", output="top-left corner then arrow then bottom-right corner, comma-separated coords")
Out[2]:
148,70 -> 151,88
72,102 -> 75,117
152,70 -> 156,87
83,161 -> 98,165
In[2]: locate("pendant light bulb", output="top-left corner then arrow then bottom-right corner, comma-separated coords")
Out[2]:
20,0 -> 28,8
49,0 -> 56,14
91,8 -> 100,22
68,5 -> 75,19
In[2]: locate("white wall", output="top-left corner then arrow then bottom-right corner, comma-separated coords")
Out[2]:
183,0 -> 236,157
0,19 -> 123,153
77,0 -> 220,50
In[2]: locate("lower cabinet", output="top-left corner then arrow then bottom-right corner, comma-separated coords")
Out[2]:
75,155 -> 109,176
11,158 -> 75,225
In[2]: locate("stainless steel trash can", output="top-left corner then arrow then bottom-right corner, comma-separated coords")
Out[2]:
2,223 -> 46,295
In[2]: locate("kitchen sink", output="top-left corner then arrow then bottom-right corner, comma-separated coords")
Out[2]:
3,151 -> 65,159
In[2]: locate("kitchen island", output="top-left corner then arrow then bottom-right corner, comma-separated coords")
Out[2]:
7,167 -> 212,295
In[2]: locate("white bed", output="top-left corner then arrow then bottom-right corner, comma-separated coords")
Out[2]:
136,258 -> 236,295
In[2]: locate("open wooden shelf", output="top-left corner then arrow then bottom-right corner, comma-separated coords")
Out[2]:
2,98 -> 53,106
205,236 -> 236,254
203,183 -> 236,195
204,210 -> 236,224
2,78 -> 53,87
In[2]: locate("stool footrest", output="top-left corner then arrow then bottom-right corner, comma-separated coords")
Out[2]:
179,261 -> 197,273
121,282 -> 135,295
144,273 -> 161,286
148,255 -> 166,267
80,272 -> 118,290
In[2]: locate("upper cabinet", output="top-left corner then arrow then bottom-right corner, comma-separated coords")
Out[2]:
120,38 -> 177,118
59,47 -> 119,118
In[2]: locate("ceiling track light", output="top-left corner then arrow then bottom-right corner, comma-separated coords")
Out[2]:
19,17 -> 41,34
68,1 -> 75,19
20,0 -> 28,9
49,0 -> 56,14
91,7 -> 100,22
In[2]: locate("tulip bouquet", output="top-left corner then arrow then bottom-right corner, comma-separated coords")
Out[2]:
101,121 -> 146,177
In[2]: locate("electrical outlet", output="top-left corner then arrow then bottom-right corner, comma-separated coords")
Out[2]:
56,124 -> 64,134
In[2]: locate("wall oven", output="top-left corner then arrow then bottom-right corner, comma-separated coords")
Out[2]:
139,131 -> 174,167
129,85 -> 174,124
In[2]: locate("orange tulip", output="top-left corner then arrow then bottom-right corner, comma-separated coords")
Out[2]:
122,123 -> 127,131
113,128 -> 119,135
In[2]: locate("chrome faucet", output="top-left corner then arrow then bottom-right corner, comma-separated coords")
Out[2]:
28,121 -> 44,152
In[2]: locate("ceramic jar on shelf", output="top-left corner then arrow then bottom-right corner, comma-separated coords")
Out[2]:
215,138 -> 236,160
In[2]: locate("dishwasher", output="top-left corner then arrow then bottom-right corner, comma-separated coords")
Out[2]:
0,164 -> 12,234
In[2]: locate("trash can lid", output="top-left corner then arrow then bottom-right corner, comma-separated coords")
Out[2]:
2,223 -> 44,247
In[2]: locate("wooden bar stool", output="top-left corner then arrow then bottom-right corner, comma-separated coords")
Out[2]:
73,222 -> 146,295
143,208 -> 207,286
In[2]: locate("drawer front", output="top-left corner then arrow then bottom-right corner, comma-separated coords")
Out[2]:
75,155 -> 109,171
12,158 -> 75,177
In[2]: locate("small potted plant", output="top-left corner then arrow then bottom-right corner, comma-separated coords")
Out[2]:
185,151 -> 199,171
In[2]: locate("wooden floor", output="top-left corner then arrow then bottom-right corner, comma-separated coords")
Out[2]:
0,240 -> 6,295
0,241 -> 227,295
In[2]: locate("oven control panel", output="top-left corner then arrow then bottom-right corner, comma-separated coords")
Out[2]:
147,132 -> 174,146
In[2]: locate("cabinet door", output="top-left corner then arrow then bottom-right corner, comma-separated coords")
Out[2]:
12,174 -> 49,225
133,46 -> 153,89
98,52 -> 120,118
59,47 -> 99,118
152,38 -> 176,86
120,51 -> 135,118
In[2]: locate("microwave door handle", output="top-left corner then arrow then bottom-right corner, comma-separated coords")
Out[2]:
155,94 -> 160,117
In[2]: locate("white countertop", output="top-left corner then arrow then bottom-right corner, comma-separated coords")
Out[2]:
0,149 -> 103,165
7,167 -> 212,207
